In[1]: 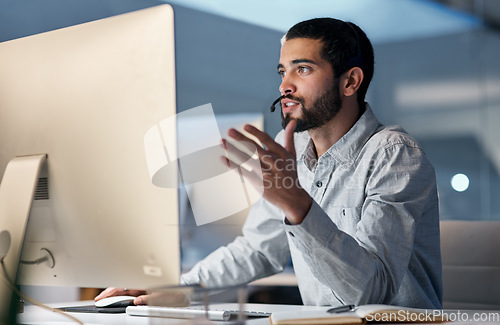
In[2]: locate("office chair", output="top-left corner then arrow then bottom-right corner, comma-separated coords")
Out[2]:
440,220 -> 500,309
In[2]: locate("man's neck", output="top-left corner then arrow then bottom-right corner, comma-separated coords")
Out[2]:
307,102 -> 363,158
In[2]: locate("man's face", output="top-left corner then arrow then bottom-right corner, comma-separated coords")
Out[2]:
278,38 -> 342,132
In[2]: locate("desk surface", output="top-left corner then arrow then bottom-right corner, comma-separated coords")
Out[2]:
17,301 -> 284,325
17,302 -> 500,325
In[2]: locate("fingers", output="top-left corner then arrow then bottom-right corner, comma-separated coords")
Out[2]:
95,287 -> 120,301
240,125 -> 284,153
134,294 -> 149,305
283,120 -> 297,157
223,137 -> 260,158
225,125 -> 299,175
227,128 -> 266,156
94,287 -> 146,301
222,138 -> 271,173
221,139 -> 259,169
227,127 -> 284,163
219,155 -> 263,187
234,124 -> 297,160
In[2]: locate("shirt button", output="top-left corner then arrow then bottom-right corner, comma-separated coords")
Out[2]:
316,181 -> 323,187
288,232 -> 295,237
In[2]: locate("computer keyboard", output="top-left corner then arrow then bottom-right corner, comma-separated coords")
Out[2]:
126,303 -> 272,321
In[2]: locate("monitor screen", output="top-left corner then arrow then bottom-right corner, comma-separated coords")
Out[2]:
0,3 -> 180,296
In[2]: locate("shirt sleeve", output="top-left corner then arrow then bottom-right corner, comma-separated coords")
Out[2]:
181,197 -> 291,288
283,142 -> 437,306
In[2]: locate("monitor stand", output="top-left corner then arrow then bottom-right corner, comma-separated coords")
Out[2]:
0,154 -> 47,324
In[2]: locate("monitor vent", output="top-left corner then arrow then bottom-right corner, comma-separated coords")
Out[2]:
34,177 -> 49,200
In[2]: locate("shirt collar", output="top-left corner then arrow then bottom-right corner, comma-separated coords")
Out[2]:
298,104 -> 381,169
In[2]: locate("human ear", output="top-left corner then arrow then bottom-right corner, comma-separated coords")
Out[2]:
342,67 -> 364,97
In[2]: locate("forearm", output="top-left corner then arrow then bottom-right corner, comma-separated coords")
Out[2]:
182,198 -> 291,287
284,200 -> 414,305
181,235 -> 288,287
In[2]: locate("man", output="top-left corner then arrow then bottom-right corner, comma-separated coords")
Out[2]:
97,18 -> 442,308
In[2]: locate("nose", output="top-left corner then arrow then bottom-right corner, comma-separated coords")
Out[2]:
279,75 -> 296,95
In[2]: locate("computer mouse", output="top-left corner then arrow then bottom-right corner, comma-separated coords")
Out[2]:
94,295 -> 136,308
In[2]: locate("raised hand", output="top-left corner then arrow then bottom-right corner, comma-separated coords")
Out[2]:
222,120 -> 312,224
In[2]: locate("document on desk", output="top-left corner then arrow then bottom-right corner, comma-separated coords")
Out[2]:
270,304 -> 448,324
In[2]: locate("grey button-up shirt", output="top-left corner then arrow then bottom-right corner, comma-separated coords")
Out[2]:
181,104 -> 442,309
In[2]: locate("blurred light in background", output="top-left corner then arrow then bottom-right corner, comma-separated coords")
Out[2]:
451,173 -> 470,192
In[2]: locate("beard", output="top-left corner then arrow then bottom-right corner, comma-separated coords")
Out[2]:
281,78 -> 342,133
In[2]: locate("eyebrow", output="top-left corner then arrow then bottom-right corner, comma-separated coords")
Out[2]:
277,59 -> 317,71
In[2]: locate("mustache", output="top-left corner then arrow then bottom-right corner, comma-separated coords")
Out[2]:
269,94 -> 304,112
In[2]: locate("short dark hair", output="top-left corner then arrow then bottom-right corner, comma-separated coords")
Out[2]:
285,18 -> 374,106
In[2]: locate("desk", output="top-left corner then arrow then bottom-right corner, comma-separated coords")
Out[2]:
17,302 -> 500,325
17,301 -> 273,325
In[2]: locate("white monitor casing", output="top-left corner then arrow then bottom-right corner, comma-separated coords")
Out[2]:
0,5 -> 180,292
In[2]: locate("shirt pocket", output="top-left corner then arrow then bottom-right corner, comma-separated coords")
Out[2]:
333,206 -> 362,236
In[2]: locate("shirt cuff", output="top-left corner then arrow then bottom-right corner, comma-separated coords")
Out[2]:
180,271 -> 199,286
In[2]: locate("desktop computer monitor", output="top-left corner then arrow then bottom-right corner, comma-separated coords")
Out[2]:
0,4 -> 180,319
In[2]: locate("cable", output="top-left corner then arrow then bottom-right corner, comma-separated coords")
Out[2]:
0,258 -> 83,325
